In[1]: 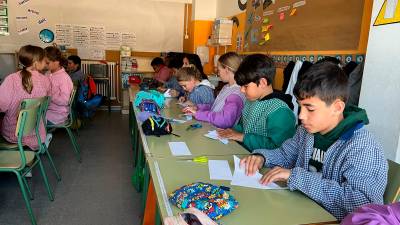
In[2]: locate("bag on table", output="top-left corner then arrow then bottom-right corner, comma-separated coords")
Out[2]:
169,182 -> 238,220
141,116 -> 172,136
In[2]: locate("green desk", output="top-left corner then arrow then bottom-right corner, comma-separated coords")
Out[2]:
135,97 -> 249,158
147,156 -> 336,225
129,94 -> 249,192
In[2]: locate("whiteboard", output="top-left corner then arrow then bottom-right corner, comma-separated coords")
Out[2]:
0,0 -> 185,53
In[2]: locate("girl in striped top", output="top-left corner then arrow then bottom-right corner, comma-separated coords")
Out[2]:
177,66 -> 215,106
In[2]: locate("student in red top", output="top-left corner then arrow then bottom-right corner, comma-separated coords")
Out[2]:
151,57 -> 171,83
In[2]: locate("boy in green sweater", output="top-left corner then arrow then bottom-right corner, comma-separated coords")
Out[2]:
218,54 -> 296,152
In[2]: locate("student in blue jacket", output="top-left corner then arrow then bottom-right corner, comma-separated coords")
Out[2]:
240,61 -> 388,220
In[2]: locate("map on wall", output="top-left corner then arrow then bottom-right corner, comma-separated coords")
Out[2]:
374,0 -> 400,26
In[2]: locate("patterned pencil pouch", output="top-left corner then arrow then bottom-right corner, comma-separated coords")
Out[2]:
169,182 -> 238,220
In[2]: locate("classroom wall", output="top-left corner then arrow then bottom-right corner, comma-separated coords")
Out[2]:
192,0 -> 217,20
216,0 -> 243,18
214,0 -> 373,90
0,0 -> 185,53
359,0 -> 400,162
182,1 -> 217,75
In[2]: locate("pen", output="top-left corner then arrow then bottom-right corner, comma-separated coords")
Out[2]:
171,133 -> 181,137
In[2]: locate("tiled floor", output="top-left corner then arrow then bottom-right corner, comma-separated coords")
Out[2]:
0,111 -> 141,225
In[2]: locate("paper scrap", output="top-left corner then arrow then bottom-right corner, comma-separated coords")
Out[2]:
204,130 -> 229,145
17,27 -> 29,35
263,17 -> 269,24
18,0 -> 29,5
37,18 -> 46,24
27,9 -> 39,15
168,142 -> 192,156
279,12 -> 285,21
290,8 -> 297,16
231,155 -> 287,190
264,33 -> 270,41
208,160 -> 233,180
16,16 -> 28,21
293,0 -> 306,8
263,10 -> 274,16
262,25 -> 273,32
164,89 -> 172,98
277,6 -> 290,13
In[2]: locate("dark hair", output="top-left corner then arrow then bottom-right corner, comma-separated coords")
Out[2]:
44,46 -> 67,68
294,61 -> 349,105
67,55 -> 81,70
151,57 -> 164,66
167,56 -> 183,69
234,54 -> 276,86
18,45 -> 45,94
176,66 -> 202,82
316,56 -> 341,65
184,54 -> 207,80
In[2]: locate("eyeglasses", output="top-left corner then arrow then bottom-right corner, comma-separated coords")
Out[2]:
180,213 -> 202,225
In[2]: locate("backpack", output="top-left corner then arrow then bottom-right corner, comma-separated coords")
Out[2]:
134,90 -> 165,109
141,116 -> 172,136
77,75 -> 102,118
139,99 -> 161,115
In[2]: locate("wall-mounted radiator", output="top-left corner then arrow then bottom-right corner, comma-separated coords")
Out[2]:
81,60 -> 118,101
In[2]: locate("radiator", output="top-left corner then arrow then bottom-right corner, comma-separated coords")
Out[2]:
81,61 -> 118,101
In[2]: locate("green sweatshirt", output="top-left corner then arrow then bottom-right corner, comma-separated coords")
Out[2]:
309,104 -> 369,172
233,95 -> 296,152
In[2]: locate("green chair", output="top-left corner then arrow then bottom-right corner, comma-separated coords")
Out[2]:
384,160 -> 400,204
21,97 -> 61,181
0,103 -> 54,225
46,88 -> 82,162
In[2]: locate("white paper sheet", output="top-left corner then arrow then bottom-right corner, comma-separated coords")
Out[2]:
208,160 -> 232,180
230,155 -> 287,190
168,142 -> 192,156
204,130 -> 229,145
164,89 -> 172,97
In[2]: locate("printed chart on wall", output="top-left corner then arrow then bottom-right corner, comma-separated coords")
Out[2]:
374,0 -> 400,26
0,0 -> 9,36
243,0 -> 365,52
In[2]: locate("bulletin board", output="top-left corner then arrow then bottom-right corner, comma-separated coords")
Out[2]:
244,0 -> 365,52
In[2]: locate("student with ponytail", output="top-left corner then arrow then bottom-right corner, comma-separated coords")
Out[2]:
183,52 -> 246,128
44,46 -> 73,125
0,45 -> 50,150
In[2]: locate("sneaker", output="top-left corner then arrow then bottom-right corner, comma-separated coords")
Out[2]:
45,133 -> 53,148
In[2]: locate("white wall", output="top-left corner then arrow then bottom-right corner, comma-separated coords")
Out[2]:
0,0 -> 185,53
359,0 -> 400,162
192,0 -> 217,20
217,0 -> 243,18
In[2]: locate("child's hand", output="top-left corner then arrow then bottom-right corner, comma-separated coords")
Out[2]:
240,155 -> 265,176
169,89 -> 179,97
217,128 -> 244,142
185,101 -> 194,107
182,106 -> 197,115
178,96 -> 186,103
259,166 -> 291,185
